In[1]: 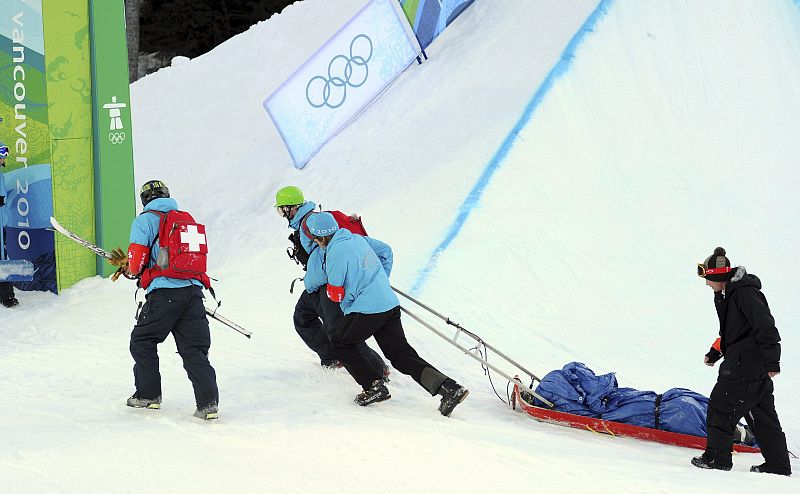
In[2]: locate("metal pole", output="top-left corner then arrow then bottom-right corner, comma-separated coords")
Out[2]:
393,286 -> 546,384
205,308 -> 252,338
399,305 -> 553,407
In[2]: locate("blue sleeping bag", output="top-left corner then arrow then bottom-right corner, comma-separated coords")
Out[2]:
531,362 -> 711,438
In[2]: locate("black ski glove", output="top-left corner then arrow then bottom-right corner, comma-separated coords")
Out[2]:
0,195 -> 5,207
705,347 -> 723,364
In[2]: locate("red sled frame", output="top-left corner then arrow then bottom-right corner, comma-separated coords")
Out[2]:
512,382 -> 760,453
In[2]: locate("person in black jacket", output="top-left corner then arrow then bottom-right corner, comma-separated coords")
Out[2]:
691,247 -> 791,476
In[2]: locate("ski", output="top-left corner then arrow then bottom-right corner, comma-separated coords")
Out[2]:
49,216 -> 253,338
49,216 -> 114,260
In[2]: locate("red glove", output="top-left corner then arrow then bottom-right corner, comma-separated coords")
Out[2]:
326,284 -> 345,303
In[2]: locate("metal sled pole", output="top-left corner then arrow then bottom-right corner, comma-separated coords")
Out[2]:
393,286 -> 547,385
398,304 -> 553,408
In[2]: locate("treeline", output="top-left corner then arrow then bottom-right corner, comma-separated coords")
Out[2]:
140,0 -> 296,59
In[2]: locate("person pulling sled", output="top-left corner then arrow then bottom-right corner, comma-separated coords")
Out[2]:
275,186 -> 387,376
306,212 -> 468,416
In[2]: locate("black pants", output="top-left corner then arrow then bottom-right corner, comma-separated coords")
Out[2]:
331,306 -> 448,394
130,285 -> 219,409
1,227 -> 13,301
705,377 -> 790,469
0,281 -> 14,300
294,289 -> 386,372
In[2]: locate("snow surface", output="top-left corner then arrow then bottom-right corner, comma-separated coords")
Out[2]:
2,0 -> 799,492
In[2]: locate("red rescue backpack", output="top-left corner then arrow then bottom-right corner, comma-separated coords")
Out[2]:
301,210 -> 368,240
139,210 -> 211,290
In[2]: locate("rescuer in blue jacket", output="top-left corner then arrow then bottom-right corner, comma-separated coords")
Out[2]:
112,180 -> 219,420
276,186 -> 387,376
307,212 -> 469,416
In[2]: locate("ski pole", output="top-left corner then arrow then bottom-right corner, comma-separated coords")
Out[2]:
397,304 -> 553,407
391,285 -> 546,385
205,307 -> 252,338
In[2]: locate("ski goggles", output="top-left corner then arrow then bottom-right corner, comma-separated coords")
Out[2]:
276,205 -> 292,218
0,145 -> 9,158
276,204 -> 301,219
697,263 -> 731,278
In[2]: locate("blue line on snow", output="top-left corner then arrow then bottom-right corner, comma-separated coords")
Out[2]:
410,0 -> 614,294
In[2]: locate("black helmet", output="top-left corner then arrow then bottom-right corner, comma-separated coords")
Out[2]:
140,180 -> 170,206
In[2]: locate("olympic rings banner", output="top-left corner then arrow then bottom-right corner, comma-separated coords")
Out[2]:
400,0 -> 476,50
264,0 -> 420,169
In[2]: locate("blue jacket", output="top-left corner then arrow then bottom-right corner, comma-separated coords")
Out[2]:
305,234 -> 393,294
287,201 -> 323,293
322,228 -> 398,315
288,201 -> 317,254
130,197 -> 201,293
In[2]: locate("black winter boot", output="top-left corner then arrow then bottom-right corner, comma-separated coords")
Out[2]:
126,393 -> 162,409
690,452 -> 732,471
193,403 -> 219,420
355,380 -> 391,406
2,297 -> 19,308
437,379 -> 469,417
750,463 -> 791,476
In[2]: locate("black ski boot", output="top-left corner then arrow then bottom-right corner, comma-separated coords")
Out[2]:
355,379 -> 391,406
438,379 -> 469,417
750,463 -> 791,476
2,297 -> 19,308
690,452 -> 732,471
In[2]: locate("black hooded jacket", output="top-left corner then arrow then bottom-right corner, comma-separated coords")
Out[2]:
711,267 -> 782,379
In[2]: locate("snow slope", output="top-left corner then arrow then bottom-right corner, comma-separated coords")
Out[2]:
2,0 -> 798,492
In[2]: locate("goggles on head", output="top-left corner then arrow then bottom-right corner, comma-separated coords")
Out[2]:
0,145 -> 9,158
697,263 -> 731,278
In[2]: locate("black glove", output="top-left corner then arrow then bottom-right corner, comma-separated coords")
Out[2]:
705,347 -> 723,364
0,195 -> 5,207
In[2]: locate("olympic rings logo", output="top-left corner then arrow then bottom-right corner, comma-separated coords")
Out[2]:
306,34 -> 373,110
109,132 -> 126,145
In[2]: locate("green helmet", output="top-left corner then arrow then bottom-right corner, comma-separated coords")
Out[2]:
275,186 -> 304,207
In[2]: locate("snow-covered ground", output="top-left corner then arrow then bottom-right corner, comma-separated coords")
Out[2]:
2,0 -> 799,492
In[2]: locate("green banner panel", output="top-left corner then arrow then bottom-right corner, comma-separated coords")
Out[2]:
89,0 -> 135,277
51,137 -> 94,288
42,0 -> 95,289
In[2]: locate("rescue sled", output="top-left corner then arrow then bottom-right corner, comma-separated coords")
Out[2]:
511,382 -> 760,453
390,287 -> 759,454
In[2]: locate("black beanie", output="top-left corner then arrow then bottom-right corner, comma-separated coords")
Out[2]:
703,247 -> 732,282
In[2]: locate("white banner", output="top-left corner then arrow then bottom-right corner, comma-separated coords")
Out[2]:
264,0 -> 420,168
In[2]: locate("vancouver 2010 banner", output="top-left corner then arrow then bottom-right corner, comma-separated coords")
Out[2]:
1,0 -> 135,293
